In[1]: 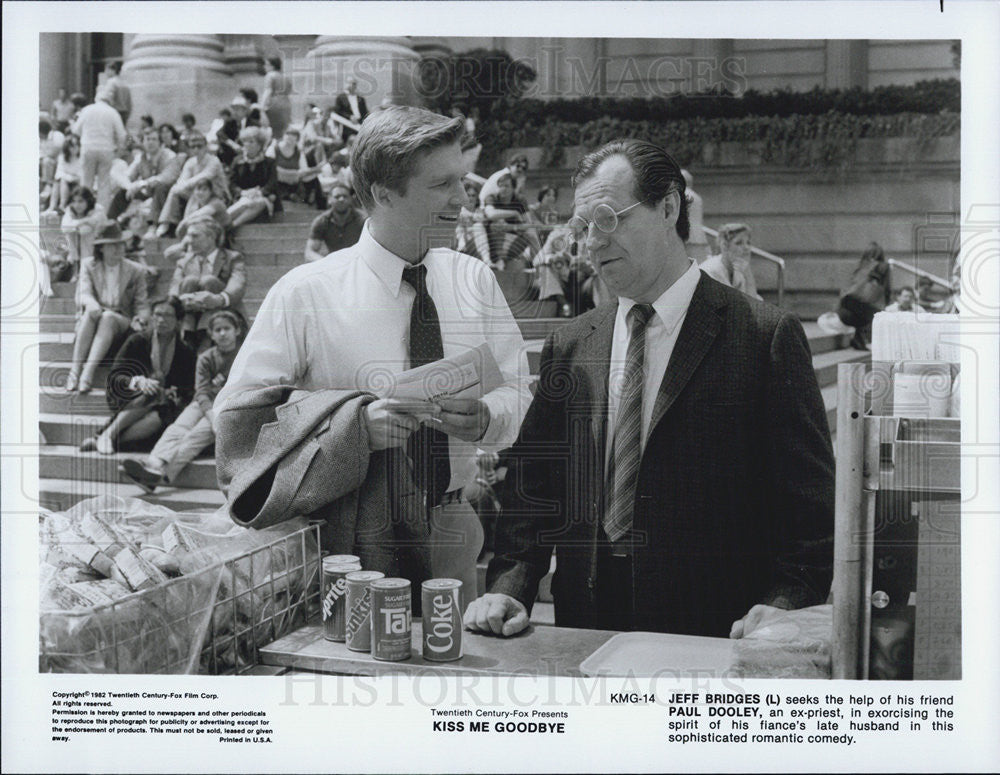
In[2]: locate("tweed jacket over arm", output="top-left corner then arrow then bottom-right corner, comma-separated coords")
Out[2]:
214,384 -> 433,581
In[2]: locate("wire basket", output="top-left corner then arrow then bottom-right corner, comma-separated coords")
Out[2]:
40,521 -> 321,675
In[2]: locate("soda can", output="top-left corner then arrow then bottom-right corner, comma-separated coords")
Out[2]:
321,557 -> 361,642
370,578 -> 412,662
421,579 -> 463,662
345,570 -> 384,652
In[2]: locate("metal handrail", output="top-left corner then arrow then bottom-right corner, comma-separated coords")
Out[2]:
702,225 -> 786,308
887,258 -> 953,290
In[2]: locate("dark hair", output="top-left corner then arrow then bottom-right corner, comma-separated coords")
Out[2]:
329,182 -> 353,197
70,92 -> 87,109
69,185 -> 96,213
718,222 -> 752,244
158,123 -> 180,144
267,56 -> 282,71
537,186 -> 558,203
107,60 -> 122,75
140,114 -> 155,129
350,106 -> 464,211
39,119 -> 52,134
240,87 -> 259,105
861,241 -> 886,263
219,108 -> 232,119
151,296 -> 185,321
62,134 -> 80,161
181,112 -> 196,126
573,138 -> 690,242
206,308 -> 248,337
508,152 -> 529,167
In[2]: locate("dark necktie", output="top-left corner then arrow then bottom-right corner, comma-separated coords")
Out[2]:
604,303 -> 655,543
401,263 -> 452,508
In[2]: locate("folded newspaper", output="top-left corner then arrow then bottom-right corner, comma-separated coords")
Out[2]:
369,342 -> 504,419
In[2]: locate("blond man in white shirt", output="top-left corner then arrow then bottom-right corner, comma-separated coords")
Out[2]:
217,107 -> 531,599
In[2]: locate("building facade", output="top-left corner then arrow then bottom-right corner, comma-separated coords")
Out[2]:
41,34 -> 959,132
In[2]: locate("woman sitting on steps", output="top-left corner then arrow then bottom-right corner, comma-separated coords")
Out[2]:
80,296 -> 196,455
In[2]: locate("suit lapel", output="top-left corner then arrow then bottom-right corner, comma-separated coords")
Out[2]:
91,261 -> 106,304
210,249 -> 224,278
648,275 -> 726,435
580,303 -> 617,451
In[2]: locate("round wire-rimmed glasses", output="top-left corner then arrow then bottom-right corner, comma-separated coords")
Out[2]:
567,199 -> 652,243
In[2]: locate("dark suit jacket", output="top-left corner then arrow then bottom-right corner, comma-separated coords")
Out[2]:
487,274 -> 835,637
105,332 -> 197,423
168,247 -> 248,331
334,92 -> 368,131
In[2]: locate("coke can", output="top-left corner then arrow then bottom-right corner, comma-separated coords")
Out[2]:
421,579 -> 463,662
345,570 -> 384,652
370,578 -> 412,662
321,557 -> 361,642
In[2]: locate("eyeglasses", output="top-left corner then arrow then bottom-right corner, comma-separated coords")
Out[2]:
567,199 -> 651,243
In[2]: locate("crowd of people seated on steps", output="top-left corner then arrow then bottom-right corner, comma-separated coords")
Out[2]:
41,80 -> 964,572
40,59 -> 363,249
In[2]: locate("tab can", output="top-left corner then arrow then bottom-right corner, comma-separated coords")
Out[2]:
370,578 -> 412,662
421,579 -> 463,662
345,570 -> 384,652
321,557 -> 361,642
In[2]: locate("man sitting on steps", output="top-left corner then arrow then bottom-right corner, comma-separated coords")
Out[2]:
304,183 -> 365,262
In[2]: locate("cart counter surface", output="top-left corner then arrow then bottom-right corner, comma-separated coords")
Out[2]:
260,621 -> 736,677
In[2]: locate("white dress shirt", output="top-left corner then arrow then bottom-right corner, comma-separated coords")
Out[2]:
347,94 -> 361,121
216,221 -> 532,492
605,259 -> 701,471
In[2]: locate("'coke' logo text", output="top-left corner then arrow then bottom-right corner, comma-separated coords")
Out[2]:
425,592 -> 457,653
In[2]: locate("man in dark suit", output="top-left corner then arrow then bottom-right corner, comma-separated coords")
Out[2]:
465,139 -> 835,639
334,78 -> 368,140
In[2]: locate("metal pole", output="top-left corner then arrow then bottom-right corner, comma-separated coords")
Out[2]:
832,362 -> 869,679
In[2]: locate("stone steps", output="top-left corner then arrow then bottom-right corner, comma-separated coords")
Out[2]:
38,477 -> 225,514
41,386 -> 112,415
812,348 -> 871,388
41,444 -> 220,490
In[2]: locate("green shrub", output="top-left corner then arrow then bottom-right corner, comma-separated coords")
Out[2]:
474,79 -> 960,172
493,79 -> 959,124
477,109 -> 959,172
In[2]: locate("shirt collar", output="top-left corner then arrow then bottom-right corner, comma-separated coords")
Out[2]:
358,220 -> 427,298
617,259 -> 700,336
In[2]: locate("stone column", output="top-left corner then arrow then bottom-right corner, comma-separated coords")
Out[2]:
122,34 -> 232,130
223,34 -> 264,86
40,33 -> 90,112
306,37 -> 422,110
692,39 -> 735,94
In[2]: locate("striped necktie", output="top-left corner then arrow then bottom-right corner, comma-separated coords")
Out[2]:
604,303 -> 655,543
401,263 -> 452,508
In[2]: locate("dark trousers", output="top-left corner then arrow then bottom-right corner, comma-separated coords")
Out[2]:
837,295 -> 878,347
594,544 -> 636,632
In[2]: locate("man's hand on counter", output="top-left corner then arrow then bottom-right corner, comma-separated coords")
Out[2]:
464,593 -> 529,637
729,603 -> 787,639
